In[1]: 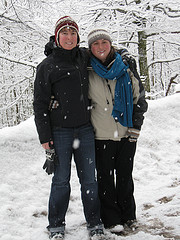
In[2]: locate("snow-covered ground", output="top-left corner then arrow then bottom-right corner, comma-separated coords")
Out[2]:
0,93 -> 180,240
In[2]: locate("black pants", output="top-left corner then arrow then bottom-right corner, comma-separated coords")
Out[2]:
95,138 -> 136,228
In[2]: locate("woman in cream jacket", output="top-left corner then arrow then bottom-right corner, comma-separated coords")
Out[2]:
88,29 -> 148,231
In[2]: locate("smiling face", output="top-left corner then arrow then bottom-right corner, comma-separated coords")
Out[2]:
91,39 -> 111,62
59,27 -> 78,50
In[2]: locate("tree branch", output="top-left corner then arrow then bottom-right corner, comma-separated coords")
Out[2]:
0,85 -> 31,111
166,74 -> 178,96
146,31 -> 180,38
154,4 -> 180,18
0,55 -> 36,68
0,15 -> 22,24
148,57 -> 180,68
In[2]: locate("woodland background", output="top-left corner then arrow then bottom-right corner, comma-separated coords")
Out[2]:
0,0 -> 180,128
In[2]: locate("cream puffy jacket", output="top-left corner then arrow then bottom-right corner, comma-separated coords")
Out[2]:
88,68 -> 142,141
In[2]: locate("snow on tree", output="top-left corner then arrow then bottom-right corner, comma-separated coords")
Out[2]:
0,0 -> 180,128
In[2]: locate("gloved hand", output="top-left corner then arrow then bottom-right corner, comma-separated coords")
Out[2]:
121,54 -> 138,76
127,128 -> 140,142
43,145 -> 58,175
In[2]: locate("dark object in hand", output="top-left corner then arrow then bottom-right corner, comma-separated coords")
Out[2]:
43,146 -> 58,175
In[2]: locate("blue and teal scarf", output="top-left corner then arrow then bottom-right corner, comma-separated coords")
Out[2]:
90,52 -> 133,127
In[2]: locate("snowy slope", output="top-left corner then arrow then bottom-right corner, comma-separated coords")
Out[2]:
0,93 -> 180,240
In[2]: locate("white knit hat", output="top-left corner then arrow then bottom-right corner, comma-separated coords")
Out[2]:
88,29 -> 112,47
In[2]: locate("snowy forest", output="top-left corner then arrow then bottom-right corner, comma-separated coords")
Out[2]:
0,0 -> 180,128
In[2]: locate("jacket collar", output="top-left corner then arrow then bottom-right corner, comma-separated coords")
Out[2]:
52,46 -> 79,60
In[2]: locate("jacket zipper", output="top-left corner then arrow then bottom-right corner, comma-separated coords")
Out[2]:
75,64 -> 87,119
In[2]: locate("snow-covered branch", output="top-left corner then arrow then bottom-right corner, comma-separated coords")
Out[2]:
0,85 -> 30,111
0,55 -> 36,68
0,0 -> 179,127
148,57 -> 180,68
0,76 -> 34,96
166,74 -> 179,96
153,4 -> 180,18
0,15 -> 22,23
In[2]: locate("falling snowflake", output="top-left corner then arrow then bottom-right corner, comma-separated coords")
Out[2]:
114,131 -> 118,138
87,106 -> 93,110
72,139 -> 80,149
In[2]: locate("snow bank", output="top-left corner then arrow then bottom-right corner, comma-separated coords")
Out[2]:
0,93 -> 180,240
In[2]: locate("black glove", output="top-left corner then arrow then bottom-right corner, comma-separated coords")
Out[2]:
127,128 -> 140,142
122,55 -> 137,71
43,145 -> 58,175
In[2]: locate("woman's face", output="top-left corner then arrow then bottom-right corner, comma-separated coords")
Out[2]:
91,39 -> 111,62
59,27 -> 78,50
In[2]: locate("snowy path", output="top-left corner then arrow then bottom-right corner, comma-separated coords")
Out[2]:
0,94 -> 180,240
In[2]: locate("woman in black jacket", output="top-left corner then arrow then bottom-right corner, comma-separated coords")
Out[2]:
33,16 -> 103,240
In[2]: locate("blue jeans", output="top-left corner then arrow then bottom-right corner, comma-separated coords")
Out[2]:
48,123 -> 101,230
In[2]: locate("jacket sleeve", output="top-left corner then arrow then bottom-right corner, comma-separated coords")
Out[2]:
128,69 -> 148,130
33,62 -> 53,144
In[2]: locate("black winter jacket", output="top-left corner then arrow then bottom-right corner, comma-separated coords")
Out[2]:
33,46 -> 90,144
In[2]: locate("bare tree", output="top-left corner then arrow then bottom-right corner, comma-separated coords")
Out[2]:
0,0 -> 180,128
77,0 -> 180,96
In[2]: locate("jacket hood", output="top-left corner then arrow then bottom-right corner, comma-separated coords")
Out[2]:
44,35 -> 56,56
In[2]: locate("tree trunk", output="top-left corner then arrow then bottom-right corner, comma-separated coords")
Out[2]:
138,31 -> 150,92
